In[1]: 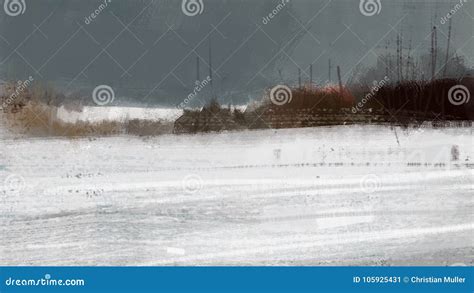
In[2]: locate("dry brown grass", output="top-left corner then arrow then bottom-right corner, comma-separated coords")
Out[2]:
3,102 -> 117,137
2,102 -> 174,137
1,81 -> 176,137
2,94 -> 172,138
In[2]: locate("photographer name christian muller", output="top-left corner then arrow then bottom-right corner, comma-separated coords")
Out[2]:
410,275 -> 466,284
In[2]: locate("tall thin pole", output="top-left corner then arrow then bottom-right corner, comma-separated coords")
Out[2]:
208,38 -> 213,85
298,68 -> 302,89
328,59 -> 332,83
434,26 -> 438,77
309,64 -> 313,89
388,41 -> 392,81
337,65 -> 343,107
399,32 -> 403,81
443,18 -> 452,77
385,41 -> 390,79
396,33 -> 401,82
431,25 -> 434,80
431,26 -> 438,80
196,56 -> 200,81
208,37 -> 215,101
406,39 -> 412,80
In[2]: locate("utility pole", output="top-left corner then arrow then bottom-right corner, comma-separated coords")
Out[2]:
406,39 -> 412,80
208,38 -> 213,86
298,68 -> 302,89
328,59 -> 332,83
337,65 -> 343,107
208,37 -> 216,101
400,32 -> 404,81
309,64 -> 313,89
385,41 -> 390,79
431,26 -> 438,80
196,56 -> 200,81
443,17 -> 452,77
396,33 -> 400,82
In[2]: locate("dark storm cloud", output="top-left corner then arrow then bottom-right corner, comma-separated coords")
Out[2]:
0,0 -> 472,106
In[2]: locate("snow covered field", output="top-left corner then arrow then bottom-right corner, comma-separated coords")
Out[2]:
56,106 -> 183,123
55,105 -> 247,124
0,125 -> 473,265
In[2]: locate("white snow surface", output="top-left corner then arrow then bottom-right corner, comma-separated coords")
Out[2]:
55,105 -> 247,123
0,125 -> 473,265
56,106 -> 183,123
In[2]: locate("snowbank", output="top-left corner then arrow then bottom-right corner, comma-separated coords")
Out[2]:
56,106 -> 183,123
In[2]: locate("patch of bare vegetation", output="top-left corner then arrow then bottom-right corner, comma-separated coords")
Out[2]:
0,82 -> 172,137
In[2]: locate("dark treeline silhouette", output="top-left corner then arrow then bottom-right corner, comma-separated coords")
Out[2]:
174,77 -> 473,133
264,86 -> 354,111
259,78 -> 473,120
370,78 -> 473,121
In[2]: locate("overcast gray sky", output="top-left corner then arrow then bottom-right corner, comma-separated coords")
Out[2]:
0,0 -> 472,106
